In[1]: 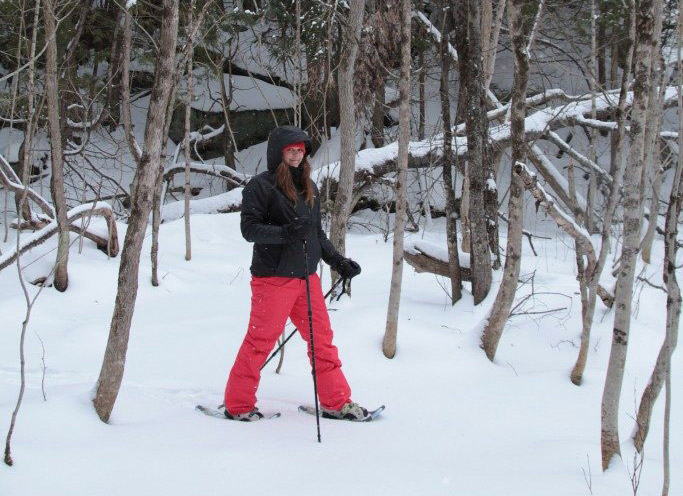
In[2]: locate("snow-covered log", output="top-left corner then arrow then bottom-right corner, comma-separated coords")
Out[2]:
0,202 -> 119,272
162,189 -> 243,222
314,86 -> 680,214
404,240 -> 472,281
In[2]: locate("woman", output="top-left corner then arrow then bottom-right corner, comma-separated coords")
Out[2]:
224,125 -> 366,421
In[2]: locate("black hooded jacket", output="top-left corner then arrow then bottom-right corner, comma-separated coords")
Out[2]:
240,126 -> 342,278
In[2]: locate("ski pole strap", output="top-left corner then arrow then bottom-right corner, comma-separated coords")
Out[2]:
333,277 -> 351,302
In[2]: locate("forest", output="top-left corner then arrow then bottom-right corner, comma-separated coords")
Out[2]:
0,0 -> 681,495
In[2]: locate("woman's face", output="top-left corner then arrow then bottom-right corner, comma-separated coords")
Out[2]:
283,147 -> 305,168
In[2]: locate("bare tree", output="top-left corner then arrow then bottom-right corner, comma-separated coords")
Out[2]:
639,0 -> 666,264
44,0 -> 70,292
633,2 -> 683,456
439,1 -> 462,304
329,0 -> 366,265
382,0 -> 411,359
571,2 -> 636,386
455,0 -> 492,304
481,0 -> 535,360
601,0 -> 657,471
184,0 -> 196,262
482,0 -> 506,93
16,0 -> 41,225
3,182 -> 44,467
94,0 -> 180,423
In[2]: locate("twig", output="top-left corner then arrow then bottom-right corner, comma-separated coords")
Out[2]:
636,275 -> 667,293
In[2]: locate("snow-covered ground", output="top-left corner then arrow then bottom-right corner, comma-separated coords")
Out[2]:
0,210 -> 680,496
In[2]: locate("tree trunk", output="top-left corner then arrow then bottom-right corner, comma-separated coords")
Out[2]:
329,0 -> 366,262
456,0 -> 492,304
483,0 -> 506,92
439,2 -> 462,304
633,5 -> 683,453
418,48 -> 426,141
481,0 -> 493,88
219,64 -> 236,171
372,82 -> 386,148
639,0 -> 665,263
44,0 -> 70,292
184,0 -> 196,262
597,2 -> 608,90
481,0 -> 531,360
382,0 -> 411,359
15,0 -> 40,224
459,82 -> 471,254
585,0 -> 598,234
94,0 -> 180,423
601,0 -> 655,471
571,3 -> 636,386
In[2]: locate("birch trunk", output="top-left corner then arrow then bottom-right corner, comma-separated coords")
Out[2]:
44,0 -> 70,292
382,0 -> 411,359
94,0 -> 180,423
586,0 -> 598,234
633,4 -> 683,453
481,0 -> 493,87
571,3 -> 636,386
639,0 -> 665,263
329,0 -> 366,261
439,2 -> 462,304
481,0 -> 530,360
601,0 -> 655,470
484,0 -> 506,92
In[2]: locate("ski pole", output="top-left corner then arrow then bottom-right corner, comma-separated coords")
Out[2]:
302,239 -> 322,443
260,275 -> 346,371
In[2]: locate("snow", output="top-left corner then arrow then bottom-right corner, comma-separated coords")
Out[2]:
0,128 -> 23,163
1,210 -> 680,496
162,188 -> 243,222
187,70 -> 296,113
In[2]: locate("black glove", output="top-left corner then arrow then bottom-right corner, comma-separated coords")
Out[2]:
335,257 -> 361,279
283,216 -> 312,242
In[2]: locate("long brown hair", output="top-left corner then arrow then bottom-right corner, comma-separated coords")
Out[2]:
275,159 -> 314,207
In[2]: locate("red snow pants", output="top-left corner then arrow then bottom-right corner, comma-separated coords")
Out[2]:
224,274 -> 352,414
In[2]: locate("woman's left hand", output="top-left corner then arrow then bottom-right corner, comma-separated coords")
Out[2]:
335,258 -> 361,279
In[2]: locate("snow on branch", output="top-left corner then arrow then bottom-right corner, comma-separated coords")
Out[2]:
191,124 -> 226,143
528,144 -> 587,212
66,106 -> 105,130
513,161 -> 596,276
163,161 -> 251,185
0,155 -> 55,218
545,131 -> 612,184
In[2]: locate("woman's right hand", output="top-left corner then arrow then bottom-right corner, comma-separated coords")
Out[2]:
283,216 -> 312,241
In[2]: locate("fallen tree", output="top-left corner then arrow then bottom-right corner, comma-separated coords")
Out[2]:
0,156 -> 119,268
0,202 -> 119,272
